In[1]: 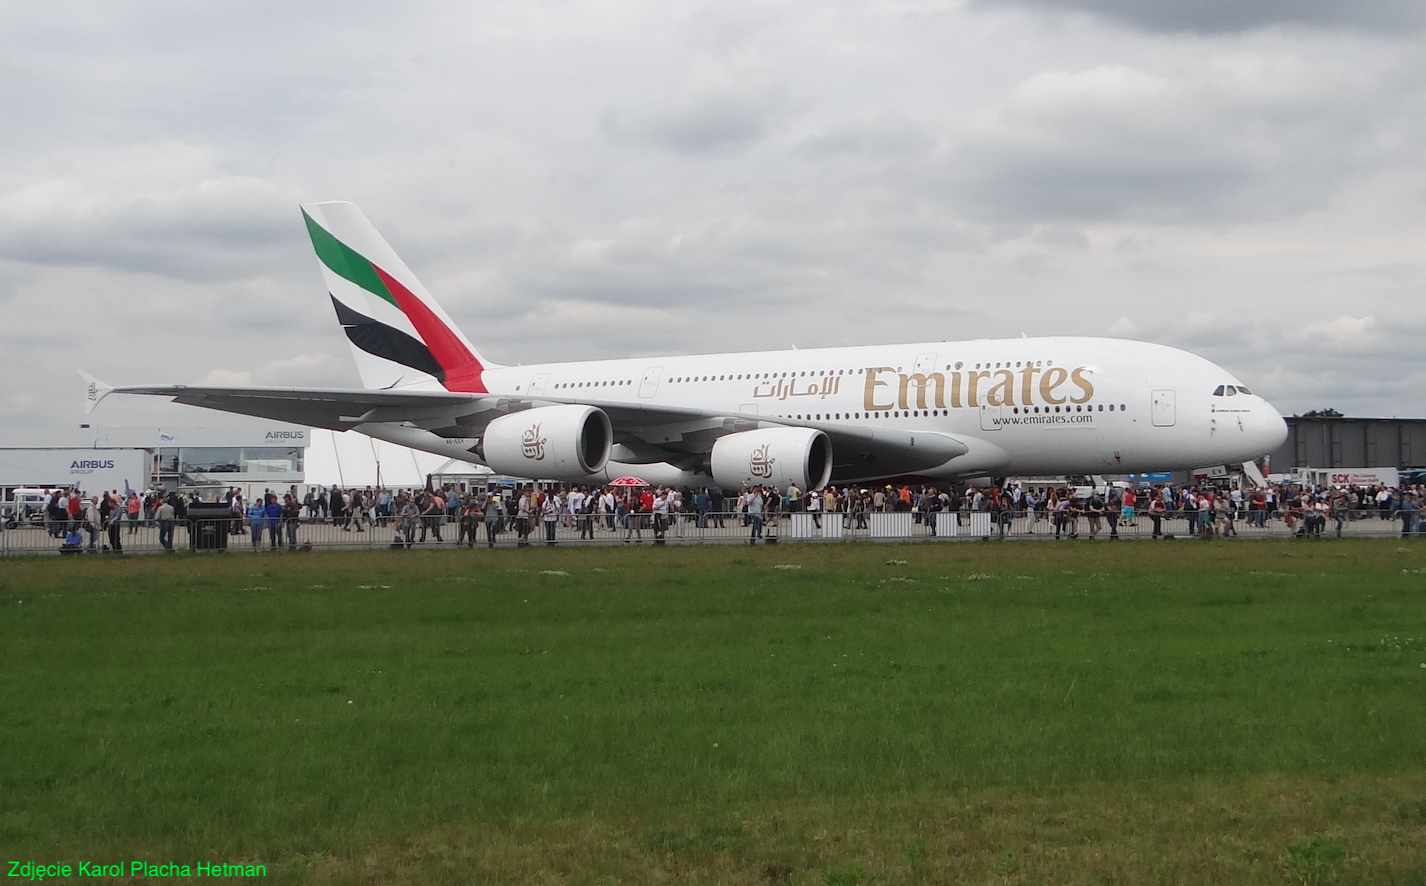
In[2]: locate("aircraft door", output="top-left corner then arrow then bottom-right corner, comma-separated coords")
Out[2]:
979,403 -> 1002,431
638,367 -> 662,399
913,352 -> 938,375
1151,389 -> 1176,427
528,373 -> 549,396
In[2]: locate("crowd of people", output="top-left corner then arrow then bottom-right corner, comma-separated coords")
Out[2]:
7,477 -> 1426,554
11,487 -> 184,554
938,482 -> 1425,540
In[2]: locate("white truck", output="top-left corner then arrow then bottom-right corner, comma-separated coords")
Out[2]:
2,488 -> 51,529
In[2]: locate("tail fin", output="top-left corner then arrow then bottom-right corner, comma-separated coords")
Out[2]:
301,201 -> 494,393
77,370 -> 113,414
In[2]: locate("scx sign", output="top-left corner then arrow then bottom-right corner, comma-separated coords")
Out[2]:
1329,470 -> 1397,486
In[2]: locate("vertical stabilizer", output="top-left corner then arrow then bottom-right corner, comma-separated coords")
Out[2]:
301,201 -> 492,392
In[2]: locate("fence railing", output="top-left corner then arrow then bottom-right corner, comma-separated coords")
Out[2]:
1,508 -> 1420,557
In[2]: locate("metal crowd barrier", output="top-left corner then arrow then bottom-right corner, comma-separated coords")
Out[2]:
0,508 -> 1420,557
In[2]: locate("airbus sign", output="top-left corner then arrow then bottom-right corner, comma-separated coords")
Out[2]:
0,449 -> 148,493
70,459 -> 116,473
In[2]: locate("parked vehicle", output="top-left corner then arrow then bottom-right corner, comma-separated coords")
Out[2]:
2,488 -> 51,529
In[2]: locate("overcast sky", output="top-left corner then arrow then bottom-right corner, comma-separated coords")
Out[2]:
3,0 -> 1425,446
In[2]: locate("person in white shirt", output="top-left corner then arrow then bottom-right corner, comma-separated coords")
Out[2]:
745,487 -> 764,542
806,490 -> 822,529
651,489 -> 669,544
570,488 -> 594,539
600,489 -> 616,531
542,492 -> 561,545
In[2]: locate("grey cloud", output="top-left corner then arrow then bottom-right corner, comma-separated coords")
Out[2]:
971,0 -> 1426,34
795,115 -> 935,158
0,175 -> 301,281
933,61 -> 1404,223
686,6 -> 783,55
454,207 -> 985,320
1130,313 -> 1426,417
602,83 -> 796,153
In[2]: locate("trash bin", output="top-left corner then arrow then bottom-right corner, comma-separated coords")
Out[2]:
187,502 -> 232,551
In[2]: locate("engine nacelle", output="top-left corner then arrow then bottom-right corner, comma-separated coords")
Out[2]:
709,427 -> 832,491
482,405 -> 612,481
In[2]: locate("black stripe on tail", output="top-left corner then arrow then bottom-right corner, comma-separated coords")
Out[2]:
330,295 -> 446,382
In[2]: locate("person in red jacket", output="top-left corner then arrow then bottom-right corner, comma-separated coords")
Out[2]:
66,489 -> 83,532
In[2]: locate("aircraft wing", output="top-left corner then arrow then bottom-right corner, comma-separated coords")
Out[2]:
80,373 -> 970,478
80,372 -> 484,430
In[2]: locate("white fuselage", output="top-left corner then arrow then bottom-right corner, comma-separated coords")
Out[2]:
359,335 -> 1286,484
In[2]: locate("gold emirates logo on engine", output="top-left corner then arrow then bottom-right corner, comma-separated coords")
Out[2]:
862,364 -> 1095,411
522,424 -> 547,460
749,444 -> 775,478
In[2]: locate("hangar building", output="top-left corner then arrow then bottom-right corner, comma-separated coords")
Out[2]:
0,425 -> 310,501
1265,415 -> 1426,485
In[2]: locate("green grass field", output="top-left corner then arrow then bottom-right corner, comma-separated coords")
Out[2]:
3,540 -> 1425,884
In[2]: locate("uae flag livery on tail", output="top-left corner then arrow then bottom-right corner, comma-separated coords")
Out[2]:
302,201 -> 490,393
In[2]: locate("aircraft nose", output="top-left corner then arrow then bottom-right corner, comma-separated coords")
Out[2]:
1260,401 -> 1288,452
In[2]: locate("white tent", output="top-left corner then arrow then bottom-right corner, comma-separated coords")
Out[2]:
303,430 -> 478,489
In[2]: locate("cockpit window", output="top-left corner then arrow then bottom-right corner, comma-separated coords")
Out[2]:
1212,385 -> 1226,396
1226,386 -> 1238,396
1235,385 -> 1252,395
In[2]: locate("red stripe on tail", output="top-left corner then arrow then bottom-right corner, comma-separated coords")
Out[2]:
372,266 -> 487,393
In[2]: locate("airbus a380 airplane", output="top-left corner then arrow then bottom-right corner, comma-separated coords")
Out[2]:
81,202 -> 1287,491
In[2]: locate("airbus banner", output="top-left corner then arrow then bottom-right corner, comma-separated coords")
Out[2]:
0,449 -> 150,495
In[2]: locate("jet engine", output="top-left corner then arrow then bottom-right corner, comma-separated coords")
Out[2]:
481,405 -> 612,481
709,427 -> 832,491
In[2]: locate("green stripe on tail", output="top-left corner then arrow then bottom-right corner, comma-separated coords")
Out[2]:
302,209 -> 397,308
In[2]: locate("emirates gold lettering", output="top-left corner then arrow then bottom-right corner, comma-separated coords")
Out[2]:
898,372 -> 946,410
987,369 -> 1015,407
967,371 -> 991,408
1039,367 -> 1069,404
863,367 -> 897,411
842,364 -> 1097,412
1020,365 -> 1040,406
